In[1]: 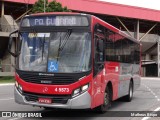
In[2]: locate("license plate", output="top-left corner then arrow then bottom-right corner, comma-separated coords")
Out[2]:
38,98 -> 52,104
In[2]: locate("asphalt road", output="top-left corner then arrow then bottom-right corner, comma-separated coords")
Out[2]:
1,77 -> 160,120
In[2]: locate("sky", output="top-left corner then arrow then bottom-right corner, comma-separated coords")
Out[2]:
99,0 -> 160,10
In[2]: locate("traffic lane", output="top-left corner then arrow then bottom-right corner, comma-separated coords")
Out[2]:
141,78 -> 160,102
109,79 -> 160,111
0,80 -> 159,111
37,79 -> 160,120
0,85 -> 44,111
0,85 -> 14,99
0,84 -> 150,111
0,78 -> 160,119
0,97 -> 134,120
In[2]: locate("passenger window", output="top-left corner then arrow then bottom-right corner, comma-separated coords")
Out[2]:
93,24 -> 105,76
95,36 -> 104,62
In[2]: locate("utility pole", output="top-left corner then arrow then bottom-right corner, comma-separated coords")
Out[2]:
1,1 -> 4,16
158,36 -> 160,77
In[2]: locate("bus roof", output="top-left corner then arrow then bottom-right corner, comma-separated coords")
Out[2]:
92,15 -> 139,44
29,12 -> 80,16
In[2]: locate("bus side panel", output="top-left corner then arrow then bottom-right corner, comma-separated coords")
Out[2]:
105,61 -> 120,101
92,70 -> 106,108
117,63 -> 141,98
118,63 -> 132,98
91,61 -> 120,109
91,17 -> 120,108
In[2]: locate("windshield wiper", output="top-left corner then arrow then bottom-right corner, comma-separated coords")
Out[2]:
57,35 -> 62,62
56,29 -> 72,62
59,29 -> 72,52
41,34 -> 45,61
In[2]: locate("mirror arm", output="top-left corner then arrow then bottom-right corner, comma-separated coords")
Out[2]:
8,30 -> 19,57
10,30 -> 19,36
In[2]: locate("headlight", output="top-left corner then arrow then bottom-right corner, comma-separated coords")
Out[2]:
18,84 -> 23,93
15,81 -> 18,88
81,84 -> 89,91
73,88 -> 80,97
72,83 -> 89,98
15,81 -> 23,94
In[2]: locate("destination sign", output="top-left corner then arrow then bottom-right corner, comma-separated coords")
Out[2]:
21,16 -> 89,27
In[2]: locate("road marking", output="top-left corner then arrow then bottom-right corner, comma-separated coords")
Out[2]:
142,78 -> 160,81
0,83 -> 14,86
142,84 -> 160,102
142,116 -> 150,120
141,107 -> 160,120
154,107 -> 160,111
0,98 -> 14,100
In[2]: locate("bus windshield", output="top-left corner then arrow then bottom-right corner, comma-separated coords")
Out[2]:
19,31 -> 91,73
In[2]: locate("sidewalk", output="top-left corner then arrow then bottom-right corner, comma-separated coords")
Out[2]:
141,77 -> 160,80
0,83 -> 14,86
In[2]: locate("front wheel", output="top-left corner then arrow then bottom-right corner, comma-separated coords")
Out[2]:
95,86 -> 111,113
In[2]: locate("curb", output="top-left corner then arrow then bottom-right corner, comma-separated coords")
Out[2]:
0,83 -> 14,86
142,77 -> 160,80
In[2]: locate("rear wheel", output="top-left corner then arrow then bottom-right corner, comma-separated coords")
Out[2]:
95,86 -> 111,113
124,81 -> 133,102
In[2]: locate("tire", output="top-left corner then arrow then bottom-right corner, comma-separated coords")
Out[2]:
95,86 -> 111,113
124,81 -> 133,102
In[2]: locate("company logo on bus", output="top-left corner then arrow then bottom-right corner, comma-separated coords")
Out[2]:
41,80 -> 52,84
42,87 -> 48,93
39,73 -> 54,76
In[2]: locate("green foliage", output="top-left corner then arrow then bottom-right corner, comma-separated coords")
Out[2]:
32,0 -> 71,13
0,76 -> 14,83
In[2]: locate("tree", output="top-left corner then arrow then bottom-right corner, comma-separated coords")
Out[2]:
32,0 -> 71,13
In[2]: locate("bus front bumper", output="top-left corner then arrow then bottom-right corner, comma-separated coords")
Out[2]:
14,87 -> 91,109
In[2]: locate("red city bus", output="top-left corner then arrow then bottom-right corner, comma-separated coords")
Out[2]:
8,12 -> 141,113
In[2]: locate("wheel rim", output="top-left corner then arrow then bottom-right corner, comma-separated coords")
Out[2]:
129,83 -> 133,98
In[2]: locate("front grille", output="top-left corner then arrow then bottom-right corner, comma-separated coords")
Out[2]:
16,70 -> 82,85
23,91 -> 71,104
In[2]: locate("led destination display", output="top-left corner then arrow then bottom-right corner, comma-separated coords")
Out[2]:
21,16 -> 89,27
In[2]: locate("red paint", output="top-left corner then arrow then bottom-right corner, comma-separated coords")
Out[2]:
90,16 -> 121,108
14,13 -> 141,109
15,73 -> 92,95
92,16 -> 119,33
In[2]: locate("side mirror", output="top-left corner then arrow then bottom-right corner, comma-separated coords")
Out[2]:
8,30 -> 21,57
